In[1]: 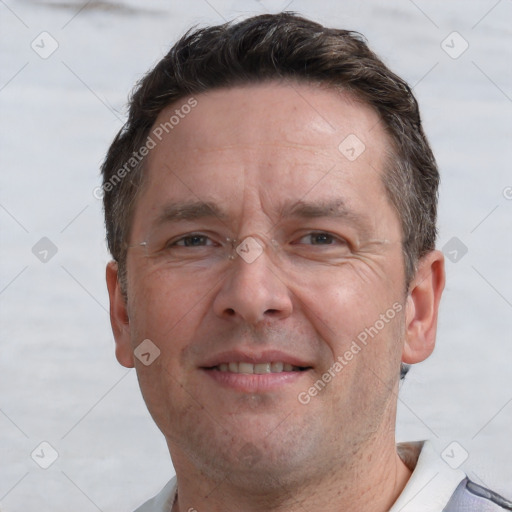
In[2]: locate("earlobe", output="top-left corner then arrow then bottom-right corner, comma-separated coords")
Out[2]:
106,261 -> 135,368
402,250 -> 445,365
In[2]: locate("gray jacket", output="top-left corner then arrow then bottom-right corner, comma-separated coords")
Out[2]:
443,478 -> 512,511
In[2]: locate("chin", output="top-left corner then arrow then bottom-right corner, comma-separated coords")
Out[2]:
185,423 -> 315,488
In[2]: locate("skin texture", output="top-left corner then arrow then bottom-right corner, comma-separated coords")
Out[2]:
106,81 -> 445,512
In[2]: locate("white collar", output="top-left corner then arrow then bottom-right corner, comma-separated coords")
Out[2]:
389,440 -> 466,512
133,477 -> 177,512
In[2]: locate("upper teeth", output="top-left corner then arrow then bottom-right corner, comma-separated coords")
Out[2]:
216,362 -> 300,374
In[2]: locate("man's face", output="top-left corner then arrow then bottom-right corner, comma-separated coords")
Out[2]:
115,82 -> 411,484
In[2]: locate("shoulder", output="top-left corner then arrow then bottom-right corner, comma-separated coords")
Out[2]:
443,478 -> 512,511
391,440 -> 511,512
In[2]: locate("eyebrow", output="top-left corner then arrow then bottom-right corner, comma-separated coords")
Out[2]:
154,201 -> 228,226
153,198 -> 372,233
280,199 -> 355,220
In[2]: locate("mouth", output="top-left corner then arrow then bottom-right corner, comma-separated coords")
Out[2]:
200,352 -> 313,393
208,362 -> 310,374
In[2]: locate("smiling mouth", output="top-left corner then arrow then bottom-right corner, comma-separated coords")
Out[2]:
208,362 -> 311,374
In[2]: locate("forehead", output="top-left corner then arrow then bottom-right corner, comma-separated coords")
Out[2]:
149,81 -> 386,160
133,81 -> 394,234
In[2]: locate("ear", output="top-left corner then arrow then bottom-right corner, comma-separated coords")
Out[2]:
106,261 -> 134,368
402,250 -> 445,364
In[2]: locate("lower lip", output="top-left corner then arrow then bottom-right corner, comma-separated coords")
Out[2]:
201,368 -> 308,393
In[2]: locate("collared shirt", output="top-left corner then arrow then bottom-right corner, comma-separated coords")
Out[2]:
134,440 -> 510,512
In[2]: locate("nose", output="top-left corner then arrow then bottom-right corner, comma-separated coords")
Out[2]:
212,236 -> 293,325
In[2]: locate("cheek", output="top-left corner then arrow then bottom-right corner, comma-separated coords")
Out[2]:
292,264 -> 396,344
292,264 -> 405,403
127,266 -> 208,353
127,271 -> 208,429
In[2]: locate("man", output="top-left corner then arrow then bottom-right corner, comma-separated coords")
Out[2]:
101,12 -> 511,512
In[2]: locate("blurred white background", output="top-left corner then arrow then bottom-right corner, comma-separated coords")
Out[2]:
0,0 -> 511,510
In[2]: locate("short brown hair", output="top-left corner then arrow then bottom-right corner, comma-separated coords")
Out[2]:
101,12 -> 439,293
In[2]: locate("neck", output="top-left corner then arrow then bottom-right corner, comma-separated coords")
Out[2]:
170,436 -> 412,512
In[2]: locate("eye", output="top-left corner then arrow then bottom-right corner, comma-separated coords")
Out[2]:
295,232 -> 347,246
171,234 -> 216,247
